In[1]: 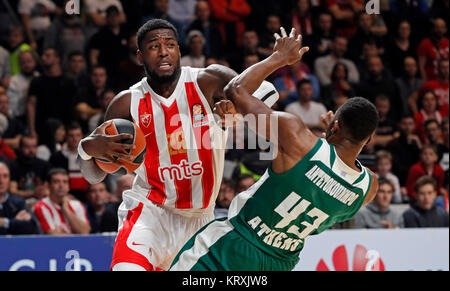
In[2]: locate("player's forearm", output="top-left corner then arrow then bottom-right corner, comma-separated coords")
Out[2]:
227,53 -> 286,98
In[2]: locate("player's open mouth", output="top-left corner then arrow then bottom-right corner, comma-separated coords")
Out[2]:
158,63 -> 172,70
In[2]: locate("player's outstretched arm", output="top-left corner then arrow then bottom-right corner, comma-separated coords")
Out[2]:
77,91 -> 135,184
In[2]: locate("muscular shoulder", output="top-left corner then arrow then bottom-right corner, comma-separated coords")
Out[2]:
196,64 -> 237,106
104,90 -> 133,121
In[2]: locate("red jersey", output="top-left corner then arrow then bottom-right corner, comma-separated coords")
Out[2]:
417,38 -> 449,80
129,67 -> 227,216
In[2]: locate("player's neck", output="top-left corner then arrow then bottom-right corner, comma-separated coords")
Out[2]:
330,139 -> 363,172
146,72 -> 181,98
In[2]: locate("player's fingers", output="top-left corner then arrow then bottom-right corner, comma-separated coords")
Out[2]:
280,27 -> 287,38
95,120 -> 112,134
289,27 -> 296,38
110,133 -> 134,141
299,46 -> 309,57
274,33 -> 281,40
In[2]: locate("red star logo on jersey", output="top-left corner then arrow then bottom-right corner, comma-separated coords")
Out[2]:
140,113 -> 152,128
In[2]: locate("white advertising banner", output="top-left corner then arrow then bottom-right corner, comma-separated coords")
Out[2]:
293,228 -> 449,271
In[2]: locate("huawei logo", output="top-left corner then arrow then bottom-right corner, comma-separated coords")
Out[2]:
316,244 -> 385,271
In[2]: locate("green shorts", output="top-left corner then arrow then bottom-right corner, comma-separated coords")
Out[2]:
169,218 -> 299,271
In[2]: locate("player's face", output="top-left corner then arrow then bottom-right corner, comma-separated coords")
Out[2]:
138,28 -> 181,84
416,184 -> 437,210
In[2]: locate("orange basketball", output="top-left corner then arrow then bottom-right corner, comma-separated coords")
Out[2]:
95,119 -> 146,175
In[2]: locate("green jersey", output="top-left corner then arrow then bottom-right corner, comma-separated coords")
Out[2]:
227,138 -> 373,260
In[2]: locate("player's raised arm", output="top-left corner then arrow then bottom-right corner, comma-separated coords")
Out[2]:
77,91 -> 135,184
222,28 -> 316,153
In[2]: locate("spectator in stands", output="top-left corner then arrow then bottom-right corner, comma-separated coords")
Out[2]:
36,118 -> 66,162
49,122 -> 89,203
0,93 -> 25,151
273,61 -> 320,108
290,0 -> 314,38
347,13 -> 383,64
0,162 -> 37,235
26,48 -> 76,139
387,114 -> 422,186
214,178 -> 236,219
390,0 -> 429,42
236,174 -> 255,193
85,182 -> 118,233
226,30 -> 264,72
43,12 -> 87,62
118,33 -> 144,91
6,26 -> 34,76
321,62 -> 355,110
371,95 -> 398,151
326,0 -> 362,38
439,117 -> 449,171
0,113 -> 16,161
417,18 -> 449,81
303,11 -> 335,68
386,20 -> 418,78
314,36 -> 359,86
242,54 -> 259,70
355,39 -> 384,81
354,178 -> 404,229
111,173 -> 135,203
208,0 -> 251,52
285,79 -> 327,129
88,5 -> 128,86
409,58 -> 449,117
258,14 -> 281,58
84,0 -> 126,31
33,168 -> 90,235
18,0 -> 59,51
7,50 -> 39,121
88,88 -> 115,133
357,56 -> 402,122
181,30 -> 206,68
142,0 -> 186,48
395,56 -> 424,114
9,135 -> 50,200
167,0 -> 197,30
424,119 -> 447,166
74,65 -> 108,134
64,51 -> 88,89
403,175 -> 449,228
374,151 -> 403,204
186,0 -> 222,59
414,90 -> 442,142
0,45 -> 10,89
406,145 -> 445,201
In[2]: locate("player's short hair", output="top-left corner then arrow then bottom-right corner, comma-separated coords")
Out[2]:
336,97 -> 378,142
137,19 -> 179,49
414,175 -> 437,193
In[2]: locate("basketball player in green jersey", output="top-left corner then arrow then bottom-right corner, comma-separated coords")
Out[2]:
170,28 -> 379,271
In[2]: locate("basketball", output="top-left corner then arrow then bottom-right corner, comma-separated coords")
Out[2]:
95,119 -> 147,175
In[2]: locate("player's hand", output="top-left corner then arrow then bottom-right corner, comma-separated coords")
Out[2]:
273,27 -> 309,66
214,100 -> 242,127
320,111 -> 335,129
81,120 -> 135,163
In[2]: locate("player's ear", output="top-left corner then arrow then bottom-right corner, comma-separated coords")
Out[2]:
136,49 -> 143,65
365,132 -> 375,146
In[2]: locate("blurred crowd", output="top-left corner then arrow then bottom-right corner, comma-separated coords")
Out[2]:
0,0 -> 448,235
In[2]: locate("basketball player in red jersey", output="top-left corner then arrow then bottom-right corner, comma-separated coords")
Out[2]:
77,19 -> 278,271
